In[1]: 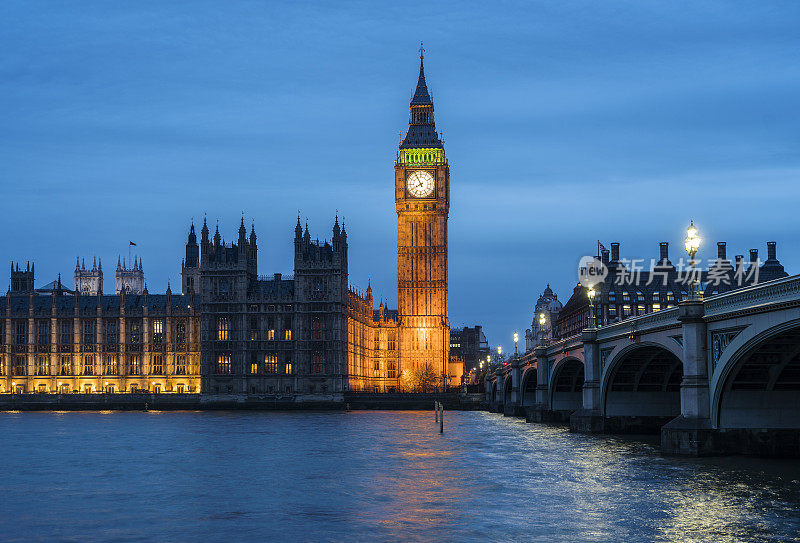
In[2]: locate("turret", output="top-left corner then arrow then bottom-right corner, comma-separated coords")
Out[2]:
238,216 -> 248,256
185,221 -> 199,268
115,254 -> 145,295
74,256 -> 103,294
10,261 -> 35,294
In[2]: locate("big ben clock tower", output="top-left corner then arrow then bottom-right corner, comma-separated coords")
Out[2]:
396,46 -> 451,388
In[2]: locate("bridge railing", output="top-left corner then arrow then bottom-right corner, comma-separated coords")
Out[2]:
703,274 -> 800,318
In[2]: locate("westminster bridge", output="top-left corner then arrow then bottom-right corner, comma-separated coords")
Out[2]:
485,274 -> 800,456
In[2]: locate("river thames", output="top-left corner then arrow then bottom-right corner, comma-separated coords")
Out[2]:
0,410 -> 798,542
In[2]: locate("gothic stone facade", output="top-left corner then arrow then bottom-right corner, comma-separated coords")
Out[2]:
0,53 -> 460,395
0,266 -> 200,394
181,217 -> 349,395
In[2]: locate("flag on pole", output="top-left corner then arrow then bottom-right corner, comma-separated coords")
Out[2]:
129,241 -> 136,246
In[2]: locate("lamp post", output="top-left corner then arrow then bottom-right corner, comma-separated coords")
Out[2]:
538,312 -> 547,344
587,285 -> 597,329
685,220 -> 702,300
497,345 -> 502,366
513,332 -> 519,358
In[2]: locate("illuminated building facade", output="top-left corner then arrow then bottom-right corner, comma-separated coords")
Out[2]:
0,51 -> 461,395
346,50 -> 460,391
0,264 -> 200,394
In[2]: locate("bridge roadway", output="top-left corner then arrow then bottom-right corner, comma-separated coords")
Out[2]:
486,274 -> 800,456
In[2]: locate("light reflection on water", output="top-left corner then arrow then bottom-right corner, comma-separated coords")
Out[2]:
0,410 -> 798,542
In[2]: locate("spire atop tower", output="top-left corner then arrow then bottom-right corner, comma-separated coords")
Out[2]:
401,46 -> 442,150
201,215 -> 209,243
411,43 -> 432,107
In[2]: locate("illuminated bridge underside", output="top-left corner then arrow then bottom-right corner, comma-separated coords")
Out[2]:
606,347 -> 682,418
721,327 -> 800,428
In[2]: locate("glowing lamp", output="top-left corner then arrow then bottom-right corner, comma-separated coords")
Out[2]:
684,220 -> 701,258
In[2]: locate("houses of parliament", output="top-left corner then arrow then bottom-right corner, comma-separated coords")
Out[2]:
0,52 -> 461,395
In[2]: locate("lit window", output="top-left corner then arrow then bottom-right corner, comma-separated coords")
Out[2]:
285,363 -> 293,375
35,355 -> 48,376
217,318 -> 229,341
83,355 -> 94,375
59,355 -> 71,376
267,329 -> 275,340
216,355 -> 231,374
250,362 -> 259,374
128,354 -> 141,375
265,354 -> 278,373
151,354 -> 164,375
176,355 -> 187,375
284,329 -> 292,341
622,304 -> 631,317
652,303 -> 661,312
103,354 -> 118,375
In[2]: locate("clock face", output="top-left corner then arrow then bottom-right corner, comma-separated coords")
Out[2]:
406,170 -> 435,198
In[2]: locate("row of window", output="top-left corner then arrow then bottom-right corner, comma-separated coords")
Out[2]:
0,354 -> 192,376
215,355 -> 294,375
217,317 -> 293,341
606,291 -> 683,304
0,320 -> 188,346
8,383 -> 197,394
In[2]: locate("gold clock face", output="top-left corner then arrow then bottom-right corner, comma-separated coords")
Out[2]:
406,170 -> 435,198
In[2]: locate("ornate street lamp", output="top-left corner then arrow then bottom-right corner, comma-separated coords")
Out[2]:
538,312 -> 547,344
513,332 -> 519,357
497,344 -> 502,365
685,220 -> 702,300
587,285 -> 597,329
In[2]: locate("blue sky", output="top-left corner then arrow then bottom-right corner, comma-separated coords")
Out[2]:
2,1 -> 799,351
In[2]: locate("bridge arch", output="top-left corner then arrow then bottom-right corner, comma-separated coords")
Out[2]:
520,367 -> 537,407
601,342 -> 683,421
502,373 -> 513,404
548,357 -> 584,414
712,319 -> 800,429
490,380 -> 498,404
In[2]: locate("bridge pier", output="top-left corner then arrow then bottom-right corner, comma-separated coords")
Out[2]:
662,300 -> 716,455
570,329 -> 604,433
503,357 -> 526,417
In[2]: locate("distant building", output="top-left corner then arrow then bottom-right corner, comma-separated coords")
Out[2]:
552,241 -> 788,339
525,284 -> 562,351
450,325 -> 490,377
74,257 -> 103,295
116,257 -> 145,294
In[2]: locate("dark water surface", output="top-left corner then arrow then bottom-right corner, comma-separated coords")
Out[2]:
0,411 -> 799,542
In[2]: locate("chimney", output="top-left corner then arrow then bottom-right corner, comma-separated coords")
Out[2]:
749,249 -> 758,265
601,249 -> 610,264
610,242 -> 620,262
717,242 -> 727,260
659,242 -> 669,262
735,255 -> 744,269
767,241 -> 777,261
